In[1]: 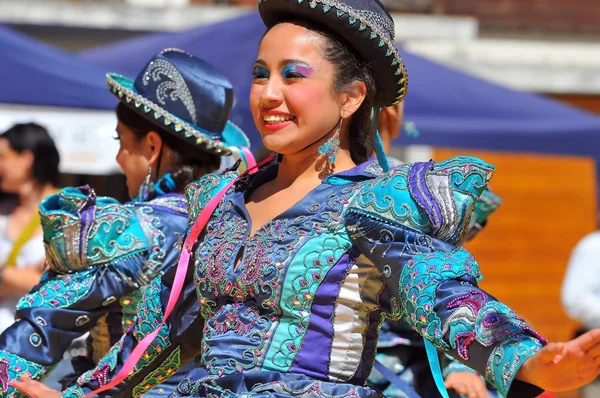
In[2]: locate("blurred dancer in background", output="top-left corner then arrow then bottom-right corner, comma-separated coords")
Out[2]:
0,123 -> 59,333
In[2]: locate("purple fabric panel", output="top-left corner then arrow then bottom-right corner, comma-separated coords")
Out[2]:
408,161 -> 442,231
290,248 -> 358,379
78,206 -> 94,260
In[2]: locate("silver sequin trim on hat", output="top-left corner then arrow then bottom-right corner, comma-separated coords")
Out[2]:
142,59 -> 198,124
357,10 -> 394,41
259,0 -> 407,105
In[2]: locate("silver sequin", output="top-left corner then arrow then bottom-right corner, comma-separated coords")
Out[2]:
142,59 -> 197,124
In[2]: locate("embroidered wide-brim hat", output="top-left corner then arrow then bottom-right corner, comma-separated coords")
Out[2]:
258,0 -> 407,107
107,49 -> 250,155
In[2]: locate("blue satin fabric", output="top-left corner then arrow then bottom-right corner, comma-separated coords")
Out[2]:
0,191 -> 190,397
134,50 -> 233,137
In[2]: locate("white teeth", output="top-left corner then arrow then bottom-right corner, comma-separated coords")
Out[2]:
263,115 -> 292,124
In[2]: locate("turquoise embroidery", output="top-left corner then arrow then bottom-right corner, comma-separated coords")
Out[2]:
350,156 -> 493,246
185,172 -> 237,225
17,270 -> 95,310
0,350 -> 56,398
399,249 -> 482,349
77,336 -> 124,386
485,337 -> 542,397
133,346 -> 181,397
61,386 -> 86,398
134,205 -> 167,285
132,277 -> 170,374
352,164 -> 430,232
265,233 -> 351,371
40,187 -> 149,274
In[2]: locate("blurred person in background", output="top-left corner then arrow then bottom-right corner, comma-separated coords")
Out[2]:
561,227 -> 600,398
368,104 -> 501,398
0,123 -> 59,334
0,190 -> 18,216
0,49 -> 252,398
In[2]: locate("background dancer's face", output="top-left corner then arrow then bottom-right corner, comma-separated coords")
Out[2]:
0,138 -> 33,193
250,23 -> 356,157
114,121 -> 162,199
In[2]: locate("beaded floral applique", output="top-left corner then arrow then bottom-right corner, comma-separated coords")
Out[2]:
132,277 -> 171,374
17,270 -> 95,310
443,295 -> 546,361
399,249 -> 481,350
485,336 -> 543,397
77,336 -> 124,387
0,351 -> 56,397
132,347 -> 181,397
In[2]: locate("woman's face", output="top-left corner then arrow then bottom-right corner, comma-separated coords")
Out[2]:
114,122 -> 153,199
250,23 -> 344,156
0,138 -> 33,193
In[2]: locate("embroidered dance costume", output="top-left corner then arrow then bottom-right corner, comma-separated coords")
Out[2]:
0,49 -> 251,397
0,187 -> 190,397
63,158 -> 545,398
63,2 -> 547,397
368,190 -> 504,398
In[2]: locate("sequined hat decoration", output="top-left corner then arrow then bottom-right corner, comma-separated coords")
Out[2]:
106,48 -> 250,155
258,0 -> 408,107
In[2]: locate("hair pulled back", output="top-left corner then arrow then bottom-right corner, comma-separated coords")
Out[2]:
116,102 -> 221,200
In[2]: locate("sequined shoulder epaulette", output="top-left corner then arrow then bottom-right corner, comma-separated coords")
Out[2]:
40,187 -> 149,274
185,171 -> 238,225
347,156 -> 494,244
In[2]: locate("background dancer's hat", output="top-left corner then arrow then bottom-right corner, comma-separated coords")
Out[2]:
107,48 -> 250,155
258,0 -> 407,107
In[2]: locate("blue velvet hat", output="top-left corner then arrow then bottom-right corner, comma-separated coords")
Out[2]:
258,0 -> 407,107
107,49 -> 250,155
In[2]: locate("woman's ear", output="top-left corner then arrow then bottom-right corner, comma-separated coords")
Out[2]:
340,81 -> 367,119
145,131 -> 163,167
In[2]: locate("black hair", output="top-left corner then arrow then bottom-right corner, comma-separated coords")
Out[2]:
0,123 -> 60,186
116,103 -> 221,199
265,20 -> 378,164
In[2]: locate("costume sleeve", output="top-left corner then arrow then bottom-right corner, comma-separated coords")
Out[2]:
61,173 -> 233,397
561,232 -> 600,330
0,187 -> 153,397
61,268 -> 204,398
346,157 -> 546,398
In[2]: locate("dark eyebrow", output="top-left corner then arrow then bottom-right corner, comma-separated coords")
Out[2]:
253,59 -> 310,68
280,59 -> 309,68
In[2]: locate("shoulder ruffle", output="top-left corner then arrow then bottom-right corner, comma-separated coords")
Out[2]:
348,156 -> 494,244
40,187 -> 149,273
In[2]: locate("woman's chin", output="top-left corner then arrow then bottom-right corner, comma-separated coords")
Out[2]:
261,138 -> 300,156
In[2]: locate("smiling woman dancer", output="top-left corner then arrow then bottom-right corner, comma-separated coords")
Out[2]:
13,1 -> 600,398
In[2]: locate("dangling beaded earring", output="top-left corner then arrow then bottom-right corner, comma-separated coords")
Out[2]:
318,119 -> 342,164
136,166 -> 152,202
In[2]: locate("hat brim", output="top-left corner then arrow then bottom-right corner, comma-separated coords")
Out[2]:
107,73 -> 250,155
258,0 -> 407,107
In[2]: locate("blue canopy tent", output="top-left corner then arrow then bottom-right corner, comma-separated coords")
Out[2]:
0,26 -> 121,174
0,25 -> 116,109
79,12 -> 600,159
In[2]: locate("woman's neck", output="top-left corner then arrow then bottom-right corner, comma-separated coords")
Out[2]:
274,129 -> 356,189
